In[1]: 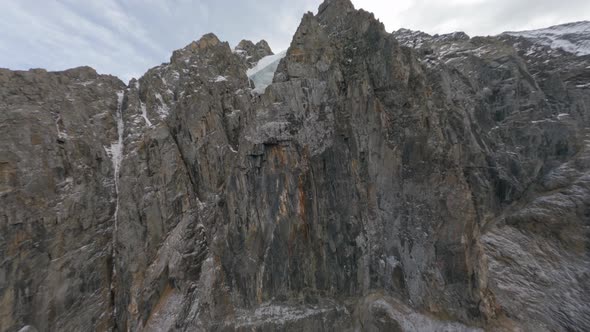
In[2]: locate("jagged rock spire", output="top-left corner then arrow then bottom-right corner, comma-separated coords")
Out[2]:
317,0 -> 355,24
170,33 -> 231,64
318,0 -> 355,15
235,39 -> 273,56
234,39 -> 274,68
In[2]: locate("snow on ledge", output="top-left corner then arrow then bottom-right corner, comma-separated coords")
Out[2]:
504,21 -> 590,56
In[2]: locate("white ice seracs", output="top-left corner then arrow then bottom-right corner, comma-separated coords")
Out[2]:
247,50 -> 287,94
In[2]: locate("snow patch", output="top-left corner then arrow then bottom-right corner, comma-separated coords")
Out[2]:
54,114 -> 68,140
140,102 -> 153,127
531,118 -> 556,124
371,299 -> 483,332
226,109 -> 241,118
111,91 -> 125,198
386,256 -> 399,268
234,303 -> 344,328
154,93 -> 170,119
76,80 -> 95,87
106,90 -> 125,319
213,75 -> 228,82
104,91 -> 125,228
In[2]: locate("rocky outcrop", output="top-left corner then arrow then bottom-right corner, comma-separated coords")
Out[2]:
393,22 -> 590,330
1,0 -> 589,331
0,67 -> 125,331
234,39 -> 274,68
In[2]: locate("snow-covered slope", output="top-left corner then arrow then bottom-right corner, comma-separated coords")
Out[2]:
247,50 -> 287,93
504,21 -> 590,56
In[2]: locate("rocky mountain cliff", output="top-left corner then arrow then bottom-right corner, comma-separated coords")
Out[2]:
1,0 -> 589,331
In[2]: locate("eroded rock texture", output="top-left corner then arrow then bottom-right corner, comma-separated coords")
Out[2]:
0,67 -> 124,331
1,0 -> 589,331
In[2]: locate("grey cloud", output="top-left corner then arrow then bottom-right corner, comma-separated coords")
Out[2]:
354,0 -> 590,36
0,0 -> 321,82
1,0 -> 587,82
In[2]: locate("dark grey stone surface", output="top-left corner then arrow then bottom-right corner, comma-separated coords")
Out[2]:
1,1 -> 589,331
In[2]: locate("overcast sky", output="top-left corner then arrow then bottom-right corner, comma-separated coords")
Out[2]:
1,0 -> 588,82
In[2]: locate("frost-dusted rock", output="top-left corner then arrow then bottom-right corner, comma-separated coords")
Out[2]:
0,67 -> 125,331
234,39 -> 274,68
1,0 -> 589,331
503,21 -> 590,56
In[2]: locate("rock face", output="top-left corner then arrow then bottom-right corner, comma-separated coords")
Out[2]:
0,67 -> 125,331
1,1 -> 589,331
